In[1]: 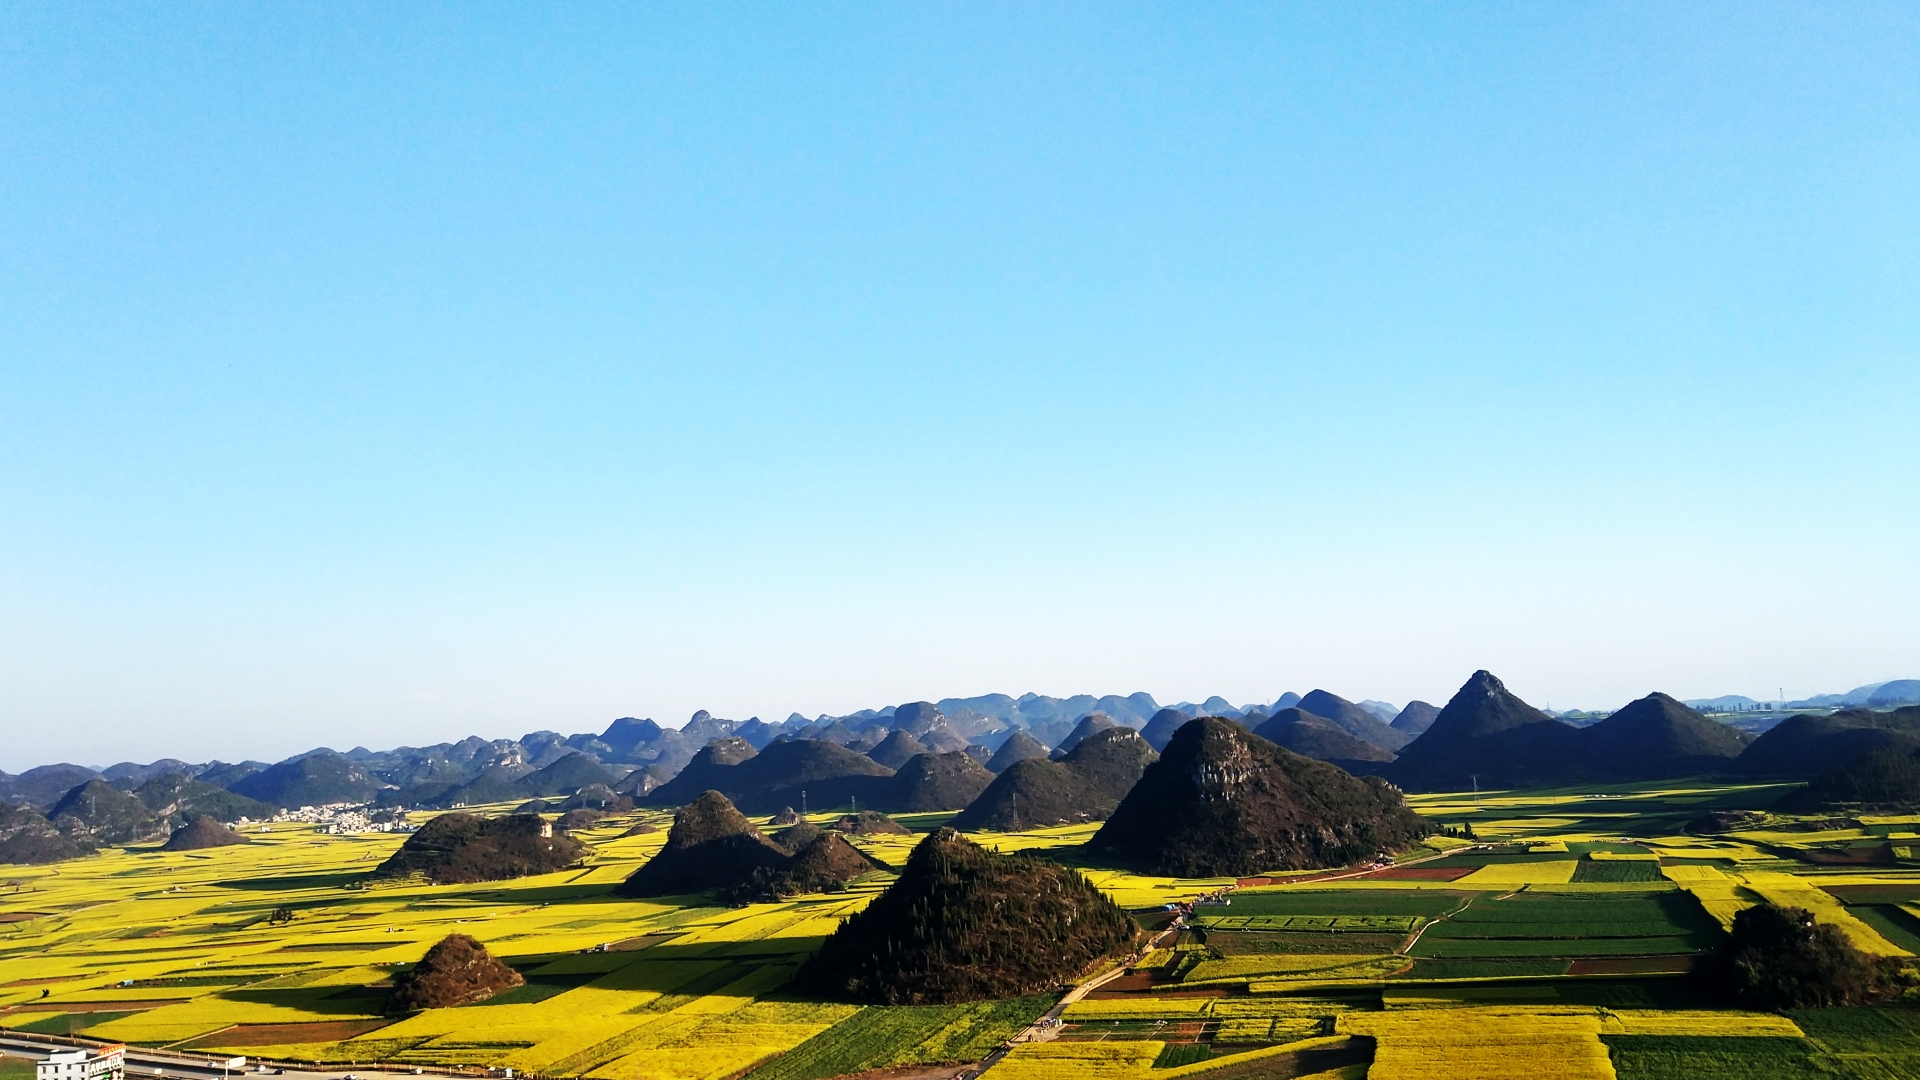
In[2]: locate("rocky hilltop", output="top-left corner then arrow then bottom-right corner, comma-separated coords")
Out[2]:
1088,716 -> 1430,877
793,828 -> 1139,1004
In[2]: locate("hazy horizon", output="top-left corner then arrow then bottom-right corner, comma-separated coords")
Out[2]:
4,5 -> 1916,770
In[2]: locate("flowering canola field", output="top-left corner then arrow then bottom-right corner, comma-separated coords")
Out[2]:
3,784 -> 1919,1080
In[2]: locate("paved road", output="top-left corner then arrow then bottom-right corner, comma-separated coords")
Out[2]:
0,1034 -> 434,1080
965,916 -> 1188,1078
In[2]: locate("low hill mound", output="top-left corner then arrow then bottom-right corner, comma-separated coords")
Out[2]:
49,779 -> 162,846
1388,670 -> 1582,791
985,731 -> 1049,772
774,820 -> 826,851
1051,713 -> 1119,757
1140,708 -> 1194,752
867,730 -> 932,769
161,815 -> 251,851
559,784 -> 632,812
134,774 -> 273,827
1296,690 -> 1411,752
229,751 -> 385,808
761,833 -> 888,898
1390,701 -> 1440,735
617,792 -> 882,899
880,752 -> 994,812
950,729 -> 1156,831
1253,709 -> 1396,772
644,739 -> 894,814
555,809 -> 604,831
0,803 -> 92,864
833,810 -> 911,835
1088,716 -> 1430,877
375,813 -> 587,885
1736,707 -> 1920,778
1776,747 -> 1920,812
793,828 -> 1140,1004
1577,692 -> 1748,778
614,791 -> 790,896
387,933 -> 524,1013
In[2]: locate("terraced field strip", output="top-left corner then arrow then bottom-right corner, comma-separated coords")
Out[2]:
1340,1006 -> 1615,1080
1193,915 -> 1419,932
1737,873 -> 1912,957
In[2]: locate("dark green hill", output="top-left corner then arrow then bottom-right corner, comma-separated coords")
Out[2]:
1577,692 -> 1748,778
1051,713 -> 1119,757
985,731 -> 1049,772
374,813 -> 587,884
228,751 -> 385,808
744,832 -> 889,901
617,791 -> 880,899
644,738 -> 894,815
49,779 -> 162,846
1088,716 -> 1430,877
793,828 -> 1140,1004
614,791 -> 791,896
134,774 -> 274,827
161,814 -> 252,851
1387,670 -> 1582,791
879,752 -> 994,812
1253,709 -> 1397,772
1776,747 -> 1920,812
1736,706 -> 1920,778
1140,708 -> 1194,752
0,803 -> 92,864
949,728 -> 1156,831
867,730 -> 932,769
1297,690 -> 1412,752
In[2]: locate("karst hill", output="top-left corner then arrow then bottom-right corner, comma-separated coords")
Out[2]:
950,727 -> 1157,831
793,827 -> 1140,1004
374,812 -> 588,885
615,790 -> 883,899
161,814 -> 252,851
1088,716 -> 1430,877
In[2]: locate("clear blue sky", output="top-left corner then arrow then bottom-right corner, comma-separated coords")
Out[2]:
2,3 -> 1916,768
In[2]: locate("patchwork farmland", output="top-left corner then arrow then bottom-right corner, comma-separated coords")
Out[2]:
4,784 -> 1919,1080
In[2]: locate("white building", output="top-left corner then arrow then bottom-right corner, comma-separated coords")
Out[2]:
36,1046 -> 125,1080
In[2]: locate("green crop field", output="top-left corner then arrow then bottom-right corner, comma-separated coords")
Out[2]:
3,784 -> 1918,1080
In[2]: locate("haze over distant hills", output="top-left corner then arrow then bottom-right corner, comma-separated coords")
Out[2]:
3,674 -> 1917,862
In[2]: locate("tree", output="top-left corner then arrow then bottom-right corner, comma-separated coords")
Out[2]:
1693,903 -> 1902,1009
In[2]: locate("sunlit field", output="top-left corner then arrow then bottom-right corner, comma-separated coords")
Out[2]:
4,784 -> 1918,1080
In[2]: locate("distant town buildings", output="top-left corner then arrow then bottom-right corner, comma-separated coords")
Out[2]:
235,804 -> 417,835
